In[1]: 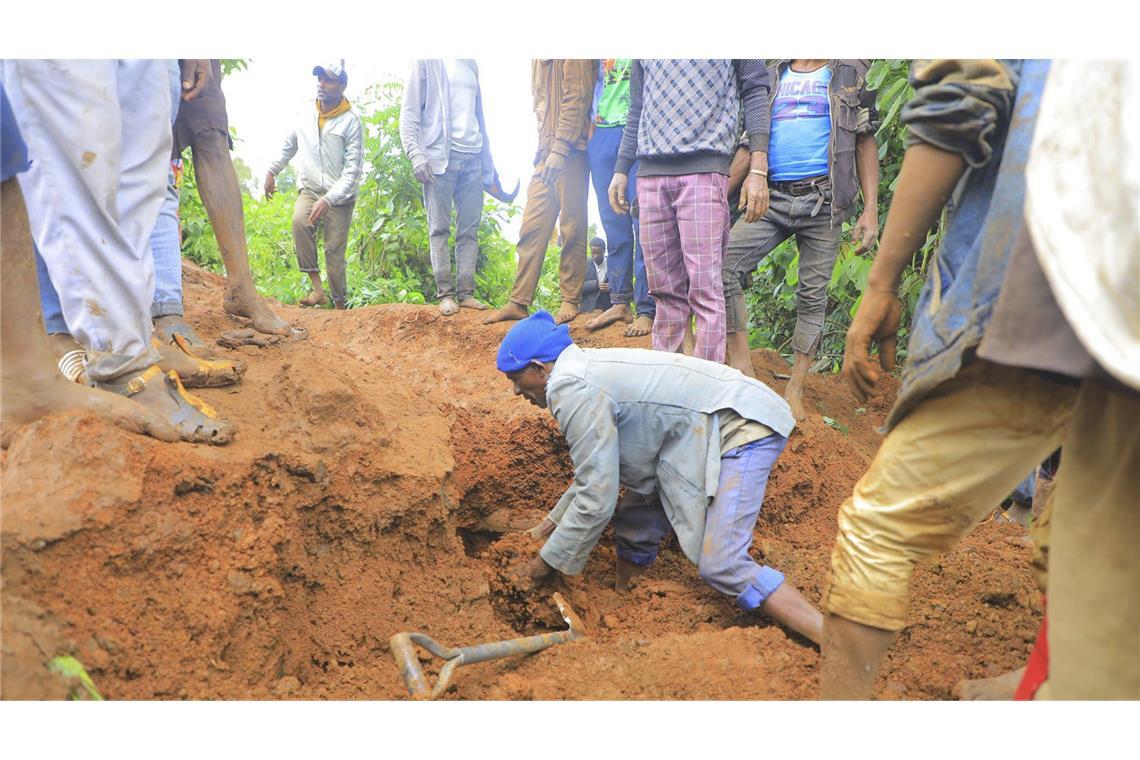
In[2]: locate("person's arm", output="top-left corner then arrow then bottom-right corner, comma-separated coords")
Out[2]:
264,128 -> 298,198
850,133 -> 880,253
609,60 -> 643,214
400,61 -> 433,184
727,143 -> 751,200
537,379 -> 621,576
322,113 -> 364,208
736,59 -> 772,223
541,59 -> 594,186
842,59 -> 1018,401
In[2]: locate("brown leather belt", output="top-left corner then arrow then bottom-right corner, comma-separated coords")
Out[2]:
770,174 -> 830,196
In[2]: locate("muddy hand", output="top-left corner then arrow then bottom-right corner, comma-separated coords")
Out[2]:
524,517 -> 557,540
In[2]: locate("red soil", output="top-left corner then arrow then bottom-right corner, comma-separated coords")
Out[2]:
0,264 -> 1040,700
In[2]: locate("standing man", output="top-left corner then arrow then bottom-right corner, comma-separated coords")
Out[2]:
499,311 -> 823,645
400,59 -> 507,317
483,59 -> 595,326
585,58 -> 655,337
264,62 -> 363,310
721,60 -> 880,421
609,60 -> 772,364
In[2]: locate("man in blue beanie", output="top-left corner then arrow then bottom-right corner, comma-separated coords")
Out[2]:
497,311 -> 824,644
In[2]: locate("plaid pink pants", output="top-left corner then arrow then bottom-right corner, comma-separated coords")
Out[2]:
637,173 -> 731,362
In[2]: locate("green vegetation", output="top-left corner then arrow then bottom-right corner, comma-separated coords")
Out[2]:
180,60 -> 933,369
179,79 -> 563,312
47,655 -> 104,701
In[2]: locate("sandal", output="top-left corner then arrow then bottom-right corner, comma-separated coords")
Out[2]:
153,335 -> 246,388
155,320 -> 210,355
224,312 -> 309,342
108,365 -> 235,445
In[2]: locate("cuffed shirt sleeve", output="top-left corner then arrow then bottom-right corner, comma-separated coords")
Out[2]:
267,129 -> 298,176
736,59 -> 771,152
902,59 -> 1019,168
615,59 -> 643,175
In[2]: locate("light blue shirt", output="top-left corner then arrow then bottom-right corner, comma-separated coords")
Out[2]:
769,66 -> 832,181
540,346 -> 795,575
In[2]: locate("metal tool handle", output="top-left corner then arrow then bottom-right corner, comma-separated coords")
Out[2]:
390,593 -> 584,700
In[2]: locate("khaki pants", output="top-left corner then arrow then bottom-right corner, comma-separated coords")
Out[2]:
825,359 -> 1140,698
292,189 -> 355,305
1039,380 -> 1140,699
508,149 -> 589,307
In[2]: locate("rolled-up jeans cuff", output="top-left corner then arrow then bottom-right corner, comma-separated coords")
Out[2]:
791,325 -> 822,356
735,567 -> 785,610
611,293 -> 633,306
150,300 -> 184,319
615,545 -> 658,567
726,293 -> 749,335
86,345 -> 162,385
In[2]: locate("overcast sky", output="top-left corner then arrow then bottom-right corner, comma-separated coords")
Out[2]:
223,58 -> 602,242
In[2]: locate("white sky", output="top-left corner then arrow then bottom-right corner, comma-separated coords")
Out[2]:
223,58 -> 602,242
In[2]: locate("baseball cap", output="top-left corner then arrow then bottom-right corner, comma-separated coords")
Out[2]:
312,62 -> 348,86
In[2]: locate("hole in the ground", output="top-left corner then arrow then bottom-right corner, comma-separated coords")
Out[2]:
456,525 -> 503,558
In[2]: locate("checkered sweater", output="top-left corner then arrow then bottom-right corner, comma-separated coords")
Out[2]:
616,59 -> 770,177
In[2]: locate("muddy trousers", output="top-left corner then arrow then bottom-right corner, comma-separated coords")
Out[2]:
292,189 -> 355,306
508,149 -> 589,307
2,59 -> 171,382
614,436 -> 787,610
824,358 -> 1140,698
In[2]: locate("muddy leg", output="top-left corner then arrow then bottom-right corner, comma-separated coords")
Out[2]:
1,178 -> 179,447
725,331 -> 755,377
784,351 -> 811,421
191,129 -> 291,335
819,613 -> 896,699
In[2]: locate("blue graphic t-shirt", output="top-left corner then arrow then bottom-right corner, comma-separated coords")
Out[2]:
768,65 -> 832,181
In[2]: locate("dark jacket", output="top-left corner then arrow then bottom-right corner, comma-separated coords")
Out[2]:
744,59 -> 879,225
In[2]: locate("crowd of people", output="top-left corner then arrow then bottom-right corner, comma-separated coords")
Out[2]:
0,58 -> 1135,700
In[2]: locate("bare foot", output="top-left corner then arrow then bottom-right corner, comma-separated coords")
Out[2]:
586,304 -> 633,331
555,302 -> 579,325
615,557 -> 650,592
154,337 -> 245,388
299,288 -> 327,307
955,667 -> 1026,700
332,300 -> 347,311
482,302 -> 529,325
223,286 -> 291,336
458,296 -> 488,311
1,369 -> 180,448
624,315 -> 653,338
784,380 -> 807,422
439,296 -> 459,317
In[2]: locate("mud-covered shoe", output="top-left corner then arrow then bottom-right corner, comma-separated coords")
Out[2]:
101,365 -> 236,445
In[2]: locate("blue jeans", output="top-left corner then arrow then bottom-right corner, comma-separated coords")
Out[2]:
424,149 -> 483,301
613,434 -> 787,610
587,125 -> 654,318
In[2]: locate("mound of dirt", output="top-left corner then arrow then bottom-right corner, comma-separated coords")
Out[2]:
1,263 -> 1041,700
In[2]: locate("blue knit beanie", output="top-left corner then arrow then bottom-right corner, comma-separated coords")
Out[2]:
496,310 -> 573,373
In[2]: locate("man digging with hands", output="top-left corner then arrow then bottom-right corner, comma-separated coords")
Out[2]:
497,311 -> 824,644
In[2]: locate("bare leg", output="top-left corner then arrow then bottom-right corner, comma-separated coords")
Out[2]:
191,130 -> 291,335
759,584 -> 824,645
820,613 -> 897,699
555,301 -> 579,325
624,314 -> 653,338
955,667 -> 1026,701
299,271 -> 327,307
681,318 -> 695,356
615,556 -> 651,592
586,303 -> 633,331
1,178 -> 179,447
482,301 -> 529,325
725,331 -> 756,377
784,351 -> 811,421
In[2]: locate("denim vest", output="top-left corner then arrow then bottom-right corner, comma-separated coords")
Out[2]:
887,59 -> 1051,429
